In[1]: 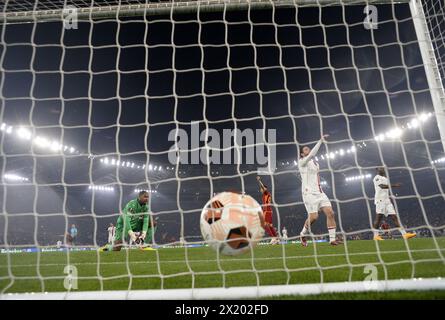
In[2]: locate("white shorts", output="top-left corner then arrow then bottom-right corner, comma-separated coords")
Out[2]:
303,193 -> 332,214
375,199 -> 396,216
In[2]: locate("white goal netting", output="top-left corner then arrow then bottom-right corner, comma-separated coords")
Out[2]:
0,0 -> 445,299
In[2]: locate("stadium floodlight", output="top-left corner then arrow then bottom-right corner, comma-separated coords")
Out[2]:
385,128 -> 403,139
89,185 -> 114,192
104,158 -> 109,165
409,119 -> 419,128
117,161 -> 146,170
345,174 -> 372,182
134,189 -> 157,194
3,173 -> 29,182
0,123 -> 5,131
374,134 -> 386,142
50,141 -> 62,151
69,147 -> 75,153
33,136 -> 49,148
148,164 -> 153,171
16,127 -> 32,140
419,113 -> 430,122
5,126 -> 12,134
432,157 -> 445,164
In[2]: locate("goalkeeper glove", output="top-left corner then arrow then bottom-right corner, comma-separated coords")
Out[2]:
128,230 -> 137,242
140,231 -> 147,241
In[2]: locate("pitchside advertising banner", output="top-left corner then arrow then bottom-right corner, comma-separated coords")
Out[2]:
0,247 -> 96,254
0,240 -> 328,254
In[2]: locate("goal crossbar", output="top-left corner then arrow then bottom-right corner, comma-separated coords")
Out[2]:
0,0 -> 410,23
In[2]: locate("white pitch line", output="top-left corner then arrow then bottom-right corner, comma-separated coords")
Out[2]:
0,248 -> 443,268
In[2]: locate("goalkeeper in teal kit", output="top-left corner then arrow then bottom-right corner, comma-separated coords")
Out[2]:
100,190 -> 157,251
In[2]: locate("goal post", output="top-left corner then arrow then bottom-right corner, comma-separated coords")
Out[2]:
1,0 -> 445,300
409,0 -> 445,152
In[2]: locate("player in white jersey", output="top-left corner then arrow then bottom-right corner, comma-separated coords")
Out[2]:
281,227 -> 288,243
107,223 -> 116,244
298,134 -> 342,246
372,167 -> 416,241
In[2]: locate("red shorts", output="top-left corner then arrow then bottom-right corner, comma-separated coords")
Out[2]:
263,210 -> 273,224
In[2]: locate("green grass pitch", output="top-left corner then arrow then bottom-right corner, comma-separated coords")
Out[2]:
1,237 -> 444,299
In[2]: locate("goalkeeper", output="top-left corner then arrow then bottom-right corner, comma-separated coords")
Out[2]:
100,190 -> 157,251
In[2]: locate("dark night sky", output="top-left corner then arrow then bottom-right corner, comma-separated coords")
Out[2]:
0,2 -> 444,245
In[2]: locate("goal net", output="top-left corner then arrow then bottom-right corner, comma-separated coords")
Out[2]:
0,0 -> 445,299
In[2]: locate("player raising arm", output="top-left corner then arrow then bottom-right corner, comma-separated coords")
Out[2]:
100,190 -> 157,251
372,167 -> 416,241
298,134 -> 342,246
256,176 -> 279,245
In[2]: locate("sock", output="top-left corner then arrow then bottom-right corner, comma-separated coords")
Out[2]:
269,225 -> 278,237
398,228 -> 406,235
264,224 -> 276,237
264,224 -> 271,237
300,226 -> 309,236
373,229 -> 380,237
328,227 -> 336,242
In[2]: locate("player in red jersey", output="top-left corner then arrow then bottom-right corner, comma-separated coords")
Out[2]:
257,176 -> 279,244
